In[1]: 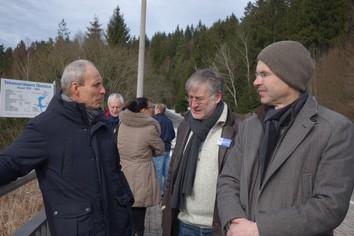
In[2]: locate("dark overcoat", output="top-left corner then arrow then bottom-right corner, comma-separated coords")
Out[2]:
0,92 -> 134,236
153,113 -> 176,152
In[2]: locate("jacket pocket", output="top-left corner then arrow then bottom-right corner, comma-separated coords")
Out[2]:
50,202 -> 93,236
116,194 -> 134,207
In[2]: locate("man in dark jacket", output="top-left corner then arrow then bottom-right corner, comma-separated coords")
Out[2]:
106,92 -> 125,131
161,69 -> 243,236
0,59 -> 134,236
153,103 -> 176,196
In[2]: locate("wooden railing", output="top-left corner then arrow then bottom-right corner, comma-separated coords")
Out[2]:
0,172 -> 50,236
0,172 -> 36,197
13,209 -> 49,236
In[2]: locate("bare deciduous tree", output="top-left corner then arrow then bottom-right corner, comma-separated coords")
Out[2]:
212,44 -> 239,109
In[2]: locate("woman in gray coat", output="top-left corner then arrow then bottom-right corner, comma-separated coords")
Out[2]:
117,97 -> 164,236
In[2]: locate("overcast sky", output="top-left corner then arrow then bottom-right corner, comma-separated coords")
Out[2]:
0,0 -> 251,49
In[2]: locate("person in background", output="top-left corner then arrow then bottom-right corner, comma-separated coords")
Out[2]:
153,103 -> 176,196
217,40 -> 354,236
117,97 -> 165,236
0,59 -> 133,236
106,92 -> 124,132
162,69 -> 244,236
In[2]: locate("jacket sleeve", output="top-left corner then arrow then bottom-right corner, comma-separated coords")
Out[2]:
112,146 -> 134,206
217,123 -> 248,232
256,118 -> 354,236
0,122 -> 48,185
167,119 -> 176,141
147,123 -> 165,156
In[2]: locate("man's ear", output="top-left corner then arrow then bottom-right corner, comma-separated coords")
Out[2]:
70,81 -> 80,98
215,91 -> 222,104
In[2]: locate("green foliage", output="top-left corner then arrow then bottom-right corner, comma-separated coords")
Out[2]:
289,0 -> 352,49
0,0 -> 352,136
56,19 -> 70,42
86,16 -> 104,42
106,6 -> 130,47
0,118 -> 28,150
0,45 -> 12,77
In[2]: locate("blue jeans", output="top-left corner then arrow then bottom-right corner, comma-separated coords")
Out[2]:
153,151 -> 171,195
178,221 -> 212,236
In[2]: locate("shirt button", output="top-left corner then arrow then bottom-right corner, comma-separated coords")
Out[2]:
53,211 -> 58,216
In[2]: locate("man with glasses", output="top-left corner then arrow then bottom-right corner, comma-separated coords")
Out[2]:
217,41 -> 354,236
162,69 -> 244,236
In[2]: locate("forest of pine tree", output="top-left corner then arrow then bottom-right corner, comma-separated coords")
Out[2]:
0,0 -> 354,148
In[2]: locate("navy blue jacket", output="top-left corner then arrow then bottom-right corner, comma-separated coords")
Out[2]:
154,113 -> 175,151
0,92 -> 134,236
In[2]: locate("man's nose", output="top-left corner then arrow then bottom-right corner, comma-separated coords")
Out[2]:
100,86 -> 106,94
189,101 -> 199,108
253,77 -> 262,87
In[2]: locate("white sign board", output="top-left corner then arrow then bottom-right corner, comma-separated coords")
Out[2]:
0,78 -> 55,118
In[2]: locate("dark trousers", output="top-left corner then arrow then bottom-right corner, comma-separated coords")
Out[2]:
132,207 -> 147,236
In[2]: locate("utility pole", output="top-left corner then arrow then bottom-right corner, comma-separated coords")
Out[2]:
137,0 -> 146,97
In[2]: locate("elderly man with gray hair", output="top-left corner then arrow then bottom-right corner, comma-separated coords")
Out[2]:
162,69 -> 244,236
106,92 -> 125,131
0,59 -> 134,236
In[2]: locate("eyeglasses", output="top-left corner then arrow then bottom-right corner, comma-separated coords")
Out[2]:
187,95 -> 212,105
255,71 -> 273,79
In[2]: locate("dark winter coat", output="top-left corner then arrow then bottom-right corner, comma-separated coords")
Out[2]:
153,113 -> 176,151
0,92 -> 134,236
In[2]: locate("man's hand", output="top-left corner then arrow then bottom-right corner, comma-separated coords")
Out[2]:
226,218 -> 260,236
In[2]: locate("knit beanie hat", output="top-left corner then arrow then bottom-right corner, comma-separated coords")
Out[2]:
257,40 -> 315,91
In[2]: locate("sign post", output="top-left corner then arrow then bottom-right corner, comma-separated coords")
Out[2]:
0,78 -> 55,118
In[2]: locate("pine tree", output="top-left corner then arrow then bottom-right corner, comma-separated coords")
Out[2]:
86,16 -> 104,42
290,0 -> 352,50
56,19 -> 70,41
106,6 -> 130,47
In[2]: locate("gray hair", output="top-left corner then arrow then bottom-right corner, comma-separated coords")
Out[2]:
108,93 -> 124,105
185,68 -> 224,95
155,103 -> 166,113
60,59 -> 95,96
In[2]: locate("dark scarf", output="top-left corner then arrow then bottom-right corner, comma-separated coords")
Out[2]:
171,102 -> 224,210
61,93 -> 100,125
108,115 -> 120,128
259,92 -> 308,184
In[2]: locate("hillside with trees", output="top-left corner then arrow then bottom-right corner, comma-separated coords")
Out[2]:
0,0 -> 354,149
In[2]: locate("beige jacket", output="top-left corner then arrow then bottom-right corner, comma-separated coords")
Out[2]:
118,109 -> 164,207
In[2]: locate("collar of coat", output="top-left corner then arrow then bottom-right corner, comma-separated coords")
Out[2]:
254,94 -> 319,124
47,91 -> 107,129
119,109 -> 161,133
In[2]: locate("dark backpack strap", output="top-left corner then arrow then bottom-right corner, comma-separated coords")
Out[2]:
114,120 -> 121,145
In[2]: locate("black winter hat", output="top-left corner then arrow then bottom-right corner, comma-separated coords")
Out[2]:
257,40 -> 315,91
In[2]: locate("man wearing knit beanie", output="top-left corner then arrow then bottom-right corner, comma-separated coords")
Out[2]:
217,40 -> 354,236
